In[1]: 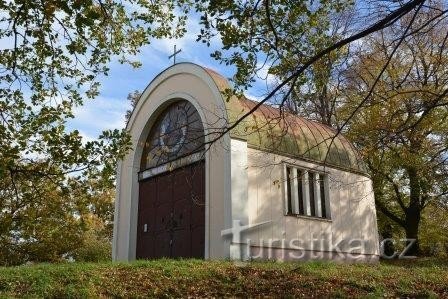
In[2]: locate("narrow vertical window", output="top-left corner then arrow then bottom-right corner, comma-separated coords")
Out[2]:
297,169 -> 304,215
309,172 -> 316,216
319,174 -> 327,218
286,167 -> 292,215
284,165 -> 330,219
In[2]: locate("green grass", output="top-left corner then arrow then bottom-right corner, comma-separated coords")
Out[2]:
0,258 -> 447,298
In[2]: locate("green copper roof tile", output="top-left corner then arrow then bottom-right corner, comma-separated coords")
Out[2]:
204,67 -> 368,175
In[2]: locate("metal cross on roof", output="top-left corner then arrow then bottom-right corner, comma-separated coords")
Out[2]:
168,44 -> 182,65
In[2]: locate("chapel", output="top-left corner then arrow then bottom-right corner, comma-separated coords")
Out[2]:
113,62 -> 380,262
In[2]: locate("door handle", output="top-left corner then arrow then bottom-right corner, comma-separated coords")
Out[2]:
143,224 -> 148,232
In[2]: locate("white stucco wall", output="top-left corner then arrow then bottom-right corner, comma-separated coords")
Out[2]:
243,146 -> 380,262
230,139 -> 249,225
113,63 -> 232,261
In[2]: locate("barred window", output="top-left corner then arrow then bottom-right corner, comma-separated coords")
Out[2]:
284,165 -> 330,219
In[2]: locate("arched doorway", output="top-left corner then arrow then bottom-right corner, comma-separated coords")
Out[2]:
136,100 -> 206,259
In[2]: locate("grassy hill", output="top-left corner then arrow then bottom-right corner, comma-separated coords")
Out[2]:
0,258 -> 447,298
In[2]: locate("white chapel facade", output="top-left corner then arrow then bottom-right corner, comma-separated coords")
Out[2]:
113,63 -> 380,262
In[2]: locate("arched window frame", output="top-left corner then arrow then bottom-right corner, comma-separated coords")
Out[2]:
140,100 -> 205,173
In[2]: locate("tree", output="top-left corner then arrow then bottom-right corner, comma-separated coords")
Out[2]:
192,0 -> 430,147
284,9 -> 355,127
0,1 -> 188,182
126,90 -> 142,122
0,134 -> 130,265
0,0 -> 190,264
419,201 -> 448,256
196,0 -> 354,93
341,3 -> 448,254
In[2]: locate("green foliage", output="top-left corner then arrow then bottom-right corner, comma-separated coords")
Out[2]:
0,259 -> 446,297
0,0 -> 188,182
195,0 -> 353,92
0,0 -> 191,265
341,4 -> 448,253
420,203 -> 448,257
125,90 -> 142,122
71,218 -> 112,262
0,130 -> 130,265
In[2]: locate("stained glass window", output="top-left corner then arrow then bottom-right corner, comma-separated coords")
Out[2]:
141,100 -> 205,170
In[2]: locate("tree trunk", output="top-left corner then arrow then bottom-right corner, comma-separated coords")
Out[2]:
382,224 -> 396,257
405,166 -> 422,256
404,206 -> 421,256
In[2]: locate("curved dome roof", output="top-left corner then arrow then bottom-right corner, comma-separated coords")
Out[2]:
204,67 -> 367,174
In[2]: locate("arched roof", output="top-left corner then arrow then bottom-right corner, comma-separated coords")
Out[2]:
204,67 -> 367,174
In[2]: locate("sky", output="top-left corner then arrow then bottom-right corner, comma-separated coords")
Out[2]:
67,15 -> 270,142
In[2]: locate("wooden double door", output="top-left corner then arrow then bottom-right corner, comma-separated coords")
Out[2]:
136,161 -> 205,259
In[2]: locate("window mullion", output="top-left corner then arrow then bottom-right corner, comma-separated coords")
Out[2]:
323,174 -> 330,219
303,171 -> 311,216
314,172 -> 322,217
291,168 -> 300,214
284,166 -> 291,215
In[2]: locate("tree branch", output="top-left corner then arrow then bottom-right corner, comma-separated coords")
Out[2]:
375,198 -> 406,228
207,0 -> 425,146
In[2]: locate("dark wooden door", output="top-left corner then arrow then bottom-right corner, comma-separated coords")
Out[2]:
136,160 -> 205,259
